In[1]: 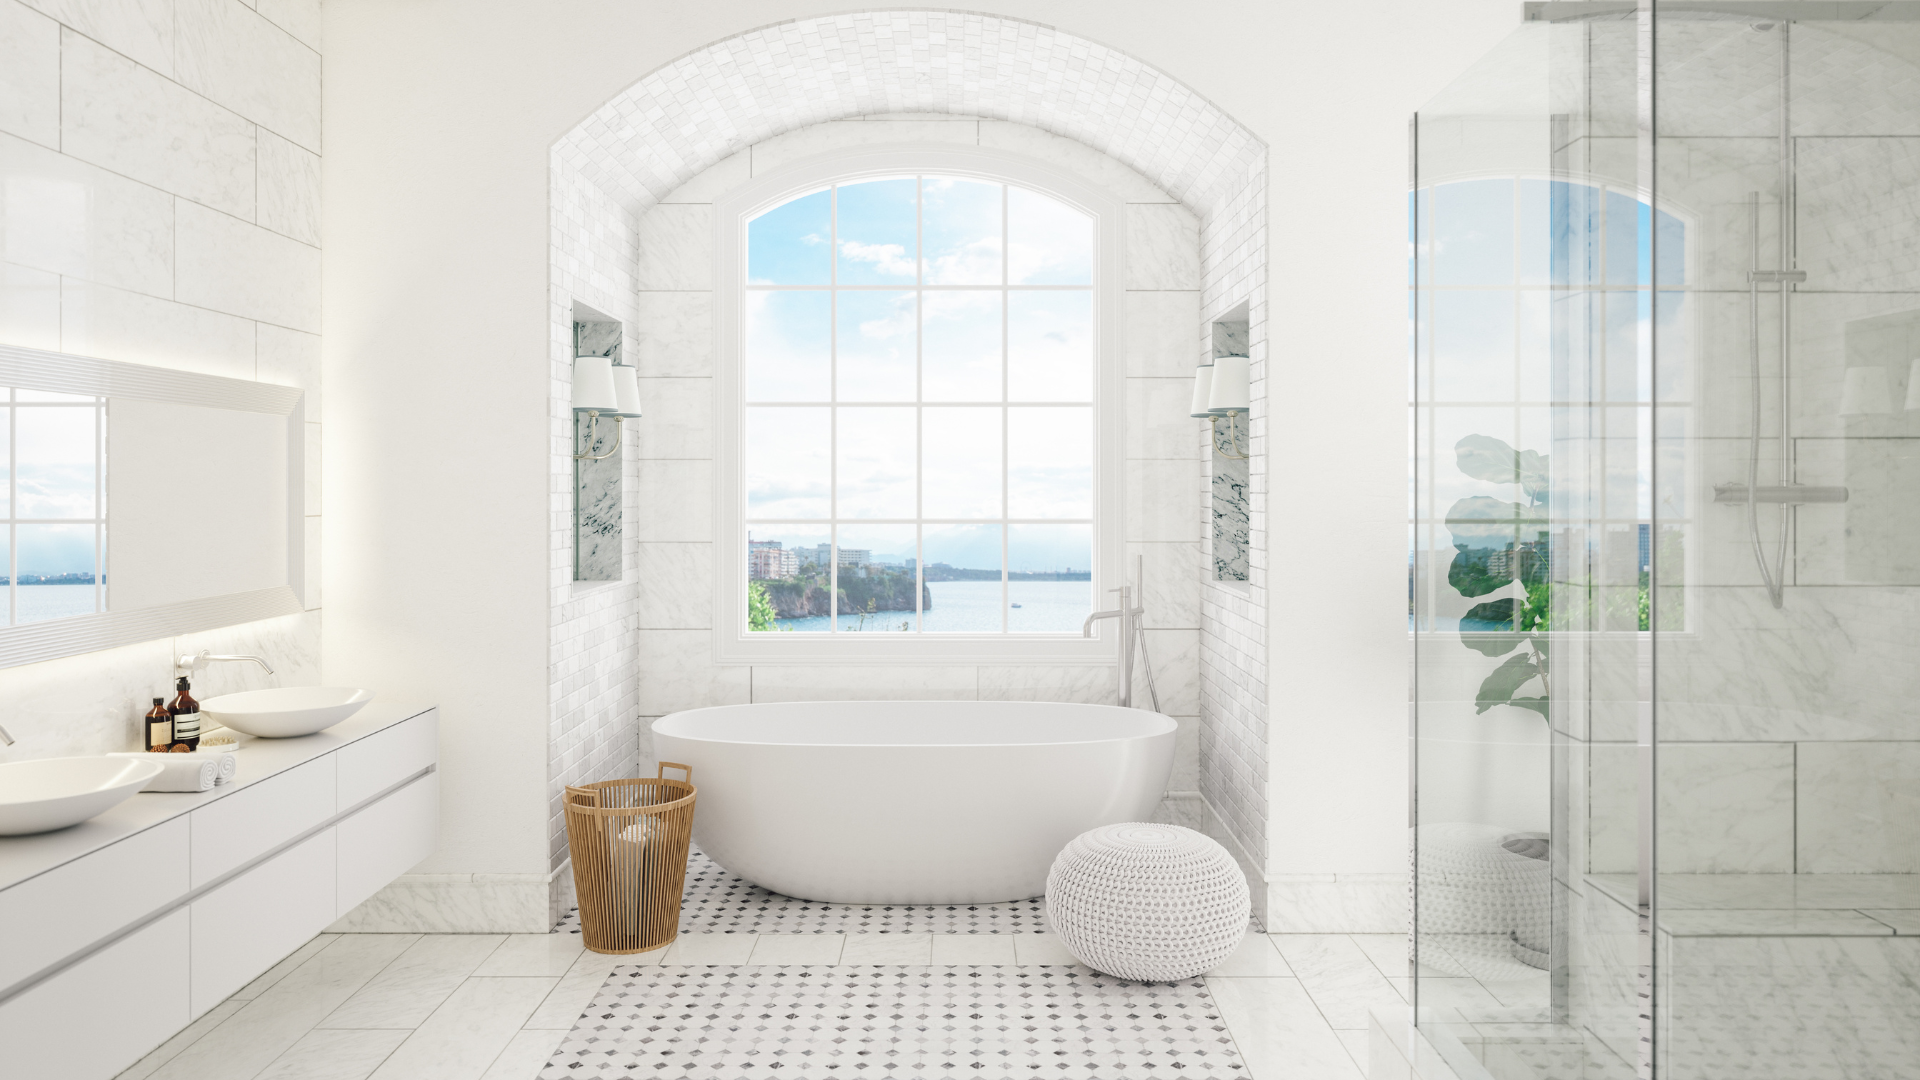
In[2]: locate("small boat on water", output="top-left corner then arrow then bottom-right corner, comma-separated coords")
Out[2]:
1010,603 -> 1022,608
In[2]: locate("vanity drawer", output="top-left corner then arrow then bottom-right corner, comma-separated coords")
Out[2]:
0,816 -> 189,995
0,907 -> 190,1080
336,709 -> 437,809
337,770 -> 438,915
190,826 -> 336,1015
190,755 -> 336,887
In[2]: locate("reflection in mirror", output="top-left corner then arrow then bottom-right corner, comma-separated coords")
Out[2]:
4,388 -> 106,625
0,345 -> 304,671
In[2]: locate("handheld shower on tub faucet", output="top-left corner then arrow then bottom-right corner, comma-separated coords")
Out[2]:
1082,555 -> 1160,712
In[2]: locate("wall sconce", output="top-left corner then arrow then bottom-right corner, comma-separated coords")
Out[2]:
574,355 -> 642,461
1194,354 -> 1249,460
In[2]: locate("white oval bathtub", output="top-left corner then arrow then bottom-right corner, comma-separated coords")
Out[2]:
652,701 -> 1175,905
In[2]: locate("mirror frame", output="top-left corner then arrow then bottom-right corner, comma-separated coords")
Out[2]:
0,343 -> 306,669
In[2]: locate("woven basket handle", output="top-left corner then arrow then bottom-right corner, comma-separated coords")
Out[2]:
657,761 -> 692,783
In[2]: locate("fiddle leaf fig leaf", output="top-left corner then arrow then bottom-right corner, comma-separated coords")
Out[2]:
1506,695 -> 1551,719
1455,434 -> 1549,506
1475,652 -> 1543,715
1444,497 -> 1546,598
1460,598 -> 1525,657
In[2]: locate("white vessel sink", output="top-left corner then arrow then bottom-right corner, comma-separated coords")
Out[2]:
200,687 -> 375,738
0,757 -> 166,836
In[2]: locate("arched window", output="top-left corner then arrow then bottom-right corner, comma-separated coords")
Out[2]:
716,148 -> 1122,662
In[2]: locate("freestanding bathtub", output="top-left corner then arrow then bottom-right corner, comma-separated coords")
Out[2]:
651,701 -> 1175,905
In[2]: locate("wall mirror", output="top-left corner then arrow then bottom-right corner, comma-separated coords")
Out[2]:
0,344 -> 305,669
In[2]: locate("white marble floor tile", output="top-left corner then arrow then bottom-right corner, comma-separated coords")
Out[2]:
747,933 -> 845,965
367,977 -> 556,1080
1209,976 -> 1365,1080
1336,1029 -> 1371,1074
116,998 -> 245,1080
472,934 -> 583,977
663,933 -> 757,964
523,967 -> 616,1031
151,935 -> 417,1080
1207,929 -> 1292,976
478,1029 -> 568,1080
1388,976 -> 1505,1013
231,934 -> 341,1001
1349,932 -> 1423,979
254,1028 -> 409,1080
929,932 -> 1018,965
1012,933 -> 1082,966
1271,934 -> 1407,1029
837,932 -> 933,964
318,935 -> 505,1029
562,947 -> 631,979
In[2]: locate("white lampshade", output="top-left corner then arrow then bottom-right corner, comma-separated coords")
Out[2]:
610,364 -> 643,418
1840,366 -> 1892,416
1207,354 -> 1250,416
1906,358 -> 1920,411
572,355 -> 618,413
1189,363 -> 1216,418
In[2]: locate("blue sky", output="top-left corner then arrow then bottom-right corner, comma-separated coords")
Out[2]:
744,177 -> 1097,574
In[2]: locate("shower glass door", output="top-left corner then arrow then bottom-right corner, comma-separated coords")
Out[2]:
1411,4 -> 1920,1079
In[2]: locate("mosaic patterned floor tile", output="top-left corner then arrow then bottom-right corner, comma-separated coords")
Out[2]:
555,847 -> 1049,936
537,964 -> 1246,1078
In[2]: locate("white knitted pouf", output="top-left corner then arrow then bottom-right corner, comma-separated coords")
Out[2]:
1044,823 -> 1249,982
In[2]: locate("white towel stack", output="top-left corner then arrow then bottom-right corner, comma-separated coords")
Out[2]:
198,749 -> 239,785
109,752 -> 216,792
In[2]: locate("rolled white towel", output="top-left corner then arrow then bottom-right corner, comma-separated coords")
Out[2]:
196,749 -> 239,785
108,752 -> 217,792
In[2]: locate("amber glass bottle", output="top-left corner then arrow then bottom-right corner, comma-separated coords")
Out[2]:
145,697 -> 173,751
167,676 -> 201,750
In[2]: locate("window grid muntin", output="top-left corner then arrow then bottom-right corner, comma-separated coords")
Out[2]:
1410,176 -> 1689,635
2,390 -> 107,626
745,174 -> 1094,634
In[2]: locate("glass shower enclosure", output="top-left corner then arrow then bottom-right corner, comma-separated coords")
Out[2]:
1407,4 -> 1920,1078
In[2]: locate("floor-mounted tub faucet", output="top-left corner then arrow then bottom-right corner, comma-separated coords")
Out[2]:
1082,555 -> 1160,711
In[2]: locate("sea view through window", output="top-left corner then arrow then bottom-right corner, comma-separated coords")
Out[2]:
743,174 -> 1097,634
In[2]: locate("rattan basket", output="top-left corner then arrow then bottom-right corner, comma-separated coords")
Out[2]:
563,763 -> 696,954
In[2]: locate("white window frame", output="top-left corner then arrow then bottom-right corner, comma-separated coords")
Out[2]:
712,145 -> 1126,666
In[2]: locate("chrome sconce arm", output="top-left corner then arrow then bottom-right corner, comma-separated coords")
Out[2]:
574,410 -> 624,461
1210,411 -> 1250,460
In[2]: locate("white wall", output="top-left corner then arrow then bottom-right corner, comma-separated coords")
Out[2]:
321,0 -> 1519,932
0,0 -> 323,762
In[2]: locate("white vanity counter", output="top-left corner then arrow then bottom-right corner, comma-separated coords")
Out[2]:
0,702 -> 439,1080
0,702 -> 434,892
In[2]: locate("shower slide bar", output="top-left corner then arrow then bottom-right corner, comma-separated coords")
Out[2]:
1713,484 -> 1848,504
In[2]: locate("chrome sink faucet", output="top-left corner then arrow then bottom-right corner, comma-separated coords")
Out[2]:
176,651 -> 275,677
1081,555 -> 1160,711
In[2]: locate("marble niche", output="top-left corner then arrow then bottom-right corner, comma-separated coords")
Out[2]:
1210,311 -> 1250,582
575,315 -> 624,581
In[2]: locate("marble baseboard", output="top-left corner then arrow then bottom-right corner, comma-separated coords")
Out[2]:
1267,874 -> 1410,934
327,872 -> 553,934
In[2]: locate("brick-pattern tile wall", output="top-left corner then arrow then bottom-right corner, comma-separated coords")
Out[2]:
548,156 -> 644,876
1197,161 -> 1270,872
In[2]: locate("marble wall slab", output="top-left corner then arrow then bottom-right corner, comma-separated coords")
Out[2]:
0,0 -> 323,780
0,2 -> 59,149
1798,741 -> 1920,873
61,29 -> 256,218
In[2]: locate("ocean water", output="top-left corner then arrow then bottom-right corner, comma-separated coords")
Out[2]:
8,584 -> 99,623
771,580 -> 1090,633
